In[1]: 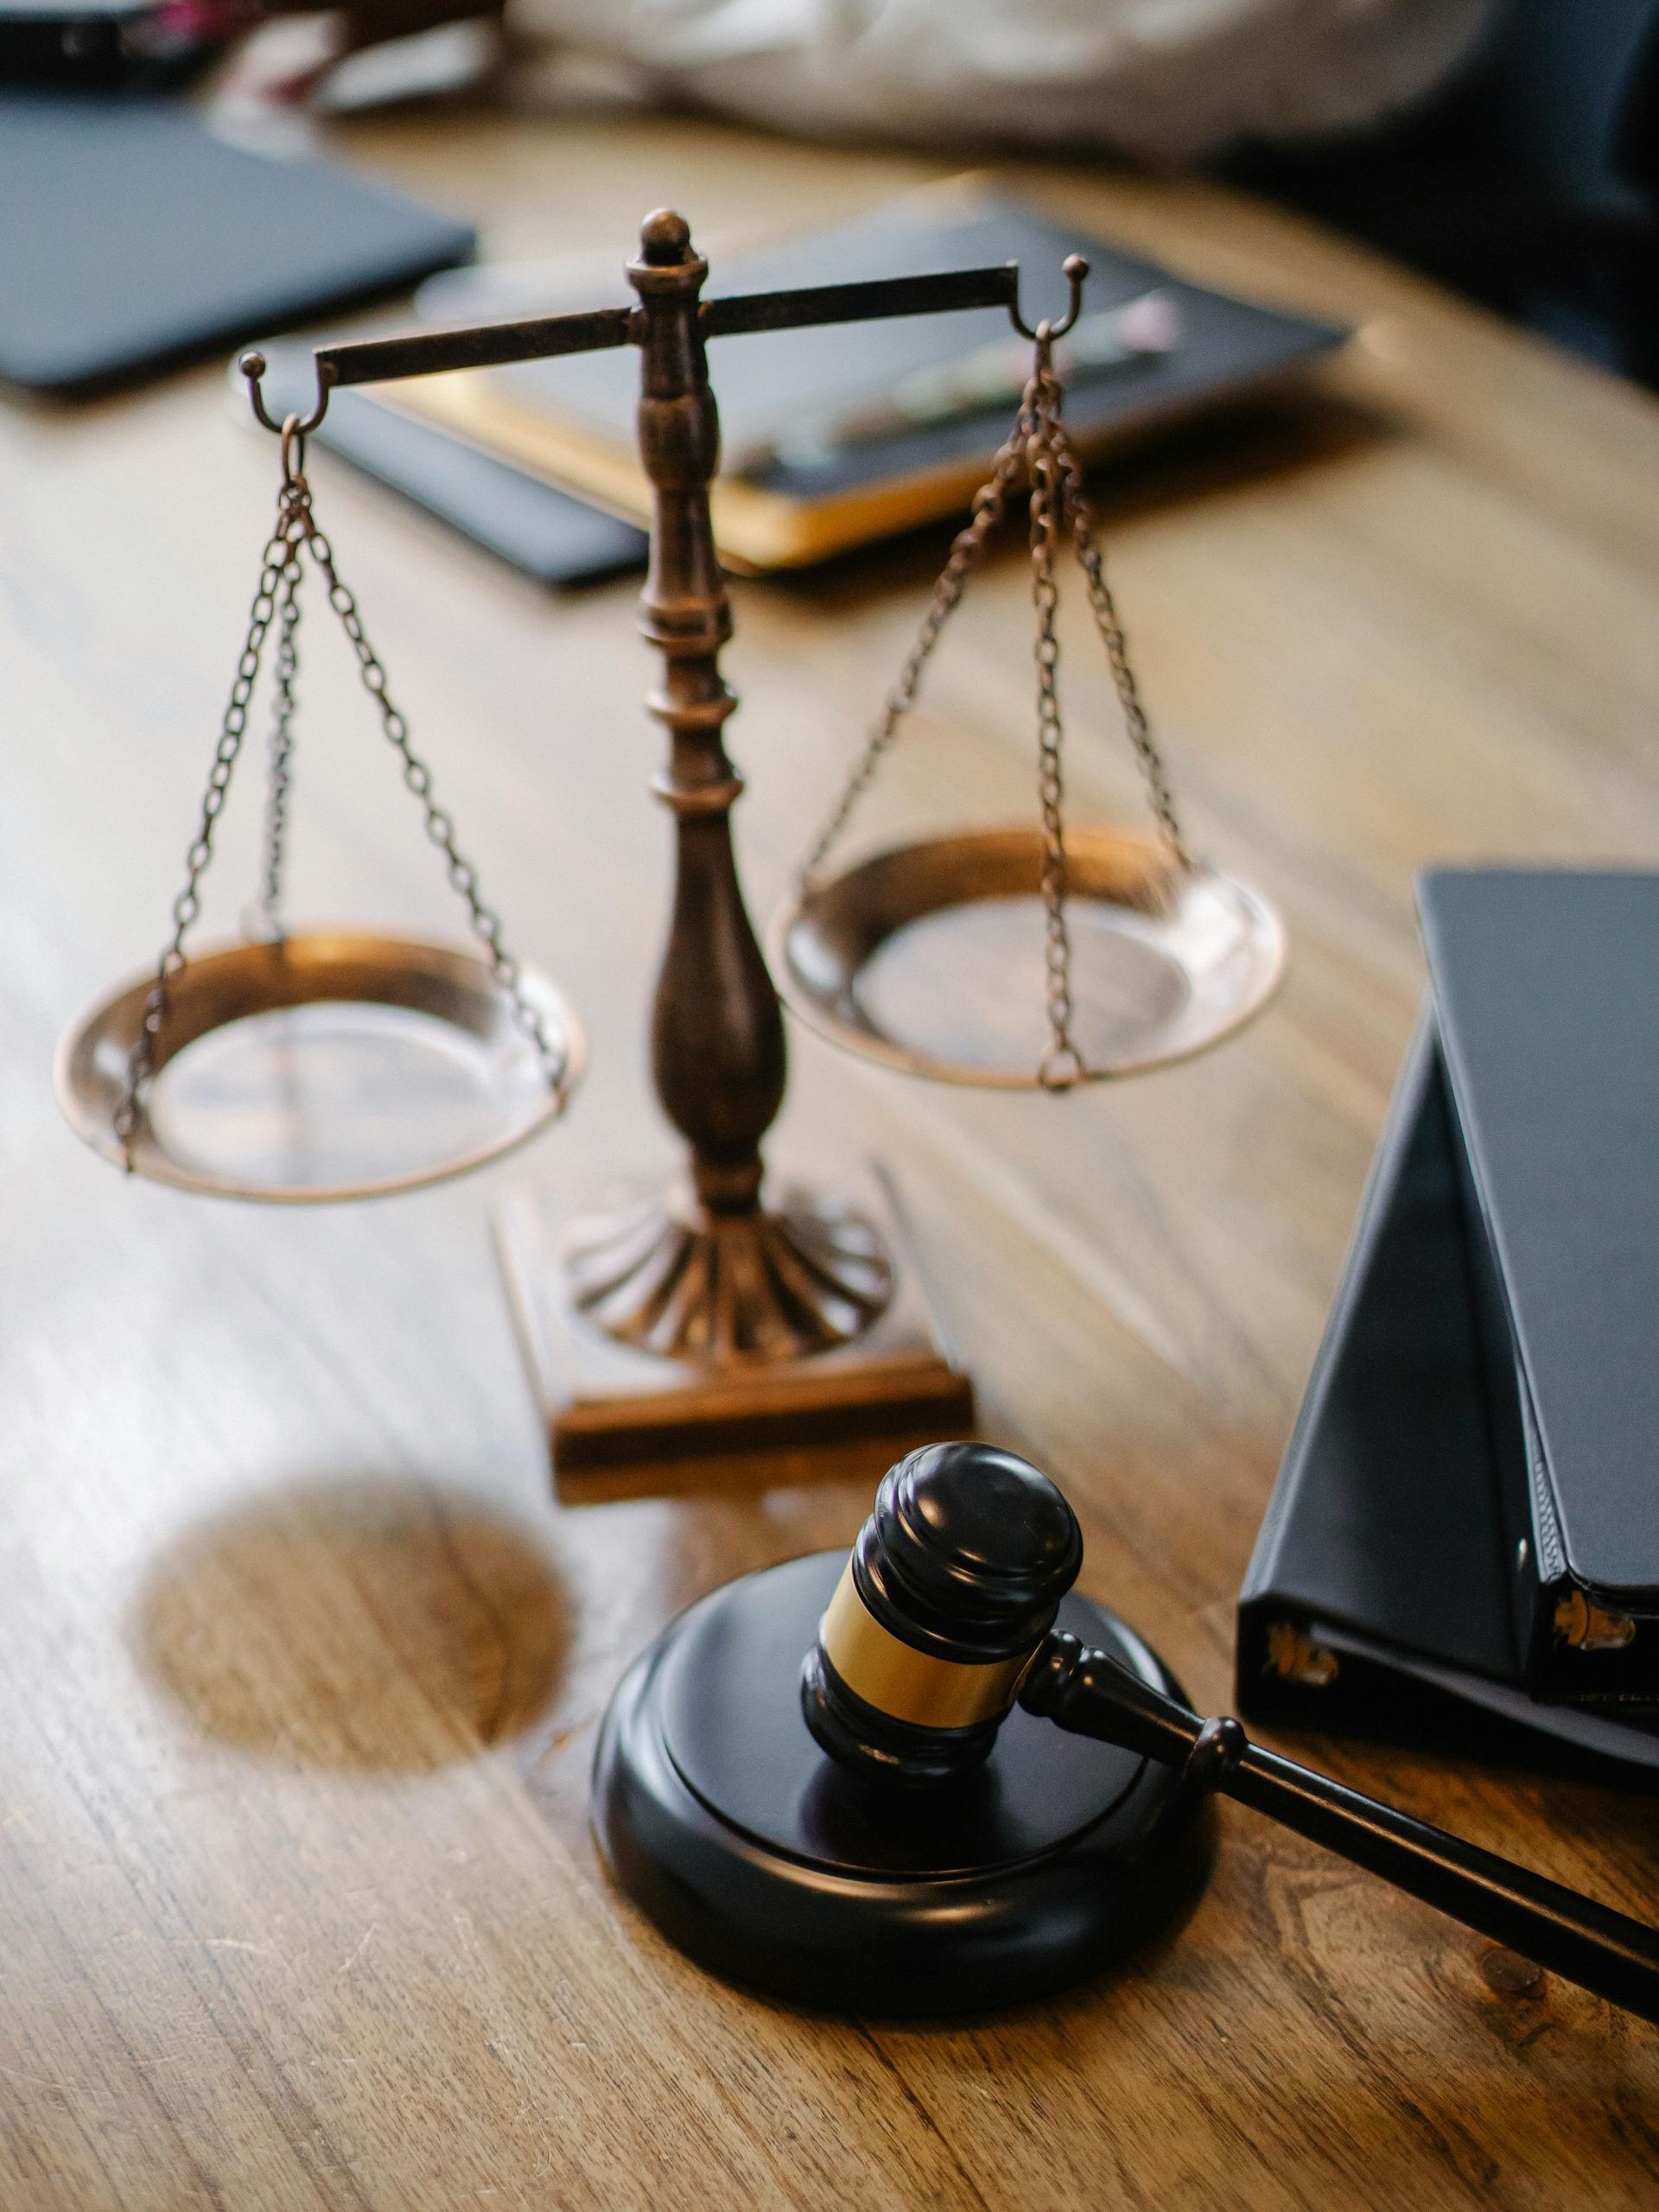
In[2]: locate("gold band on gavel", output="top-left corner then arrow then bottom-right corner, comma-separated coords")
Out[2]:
819,1563 -> 1038,1731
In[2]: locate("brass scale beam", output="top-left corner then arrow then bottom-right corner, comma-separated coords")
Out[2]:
247,214 -> 1027,1425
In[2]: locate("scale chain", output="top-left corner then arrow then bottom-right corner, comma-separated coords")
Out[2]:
796,321 -> 1192,1090
292,481 -> 569,1098
1027,352 -> 1084,1090
797,426 -> 1027,892
115,444 -> 569,1164
113,482 -> 308,1160
258,534 -> 304,939
1050,421 -> 1191,871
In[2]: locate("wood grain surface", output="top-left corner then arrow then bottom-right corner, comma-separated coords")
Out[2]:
4,105 -> 1659,2210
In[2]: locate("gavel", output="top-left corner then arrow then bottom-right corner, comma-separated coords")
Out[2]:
800,1442 -> 1659,2024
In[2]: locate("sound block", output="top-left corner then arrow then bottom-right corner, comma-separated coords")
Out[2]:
592,1550 -> 1211,2013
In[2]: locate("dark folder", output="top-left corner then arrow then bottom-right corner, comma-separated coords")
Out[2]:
0,96 -> 474,394
303,388 -> 647,588
1238,868 -> 1659,1782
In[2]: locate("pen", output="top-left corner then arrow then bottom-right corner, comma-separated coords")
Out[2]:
772,289 -> 1182,465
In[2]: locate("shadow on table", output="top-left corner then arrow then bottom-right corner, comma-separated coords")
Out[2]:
131,1472 -> 570,1774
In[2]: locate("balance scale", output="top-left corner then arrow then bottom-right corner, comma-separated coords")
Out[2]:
57,210 -> 1284,1487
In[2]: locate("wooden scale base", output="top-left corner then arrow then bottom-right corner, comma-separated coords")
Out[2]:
495,1164 -> 973,1493
592,1550 -> 1211,2012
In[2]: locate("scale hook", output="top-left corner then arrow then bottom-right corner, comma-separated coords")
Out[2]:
1008,254 -> 1090,345
238,349 -> 334,436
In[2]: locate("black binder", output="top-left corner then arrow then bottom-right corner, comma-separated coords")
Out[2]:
1238,868 -> 1659,1782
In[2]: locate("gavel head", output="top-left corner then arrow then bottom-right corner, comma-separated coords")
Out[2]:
802,1441 -> 1083,1783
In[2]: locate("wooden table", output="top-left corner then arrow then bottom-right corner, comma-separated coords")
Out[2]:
6,105 -> 1659,2212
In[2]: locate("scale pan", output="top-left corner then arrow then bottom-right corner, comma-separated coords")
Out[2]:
769,828 -> 1284,1089
56,930 -> 584,1202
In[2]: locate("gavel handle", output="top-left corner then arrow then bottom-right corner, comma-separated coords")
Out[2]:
1020,1630 -> 1659,2026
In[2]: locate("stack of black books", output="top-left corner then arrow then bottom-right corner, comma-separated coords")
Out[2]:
1239,868 -> 1659,1783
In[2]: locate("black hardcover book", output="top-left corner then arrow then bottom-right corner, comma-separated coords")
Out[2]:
1238,868 -> 1659,1782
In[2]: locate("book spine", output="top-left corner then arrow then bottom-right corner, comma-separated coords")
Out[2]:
1441,1061 -> 1554,1677
1236,1009 -> 1440,1715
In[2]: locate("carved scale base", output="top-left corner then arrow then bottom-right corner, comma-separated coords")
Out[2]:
494,1164 -> 974,1494
593,1550 -> 1211,2013
562,1184 -> 893,1365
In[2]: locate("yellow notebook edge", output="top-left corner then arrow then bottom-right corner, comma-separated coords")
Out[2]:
385,351 -> 1339,573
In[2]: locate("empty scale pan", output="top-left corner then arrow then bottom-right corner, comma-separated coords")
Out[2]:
58,931 -> 583,1202
771,829 -> 1283,1088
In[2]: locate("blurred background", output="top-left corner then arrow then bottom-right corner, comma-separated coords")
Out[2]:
4,0 -> 1656,391
1233,0 -> 1659,386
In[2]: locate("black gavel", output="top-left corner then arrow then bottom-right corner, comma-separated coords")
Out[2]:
800,1443 -> 1659,2024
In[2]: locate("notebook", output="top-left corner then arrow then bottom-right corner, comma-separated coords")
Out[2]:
380,185 -> 1348,570
0,94 -> 474,393
1237,868 -> 1659,1783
